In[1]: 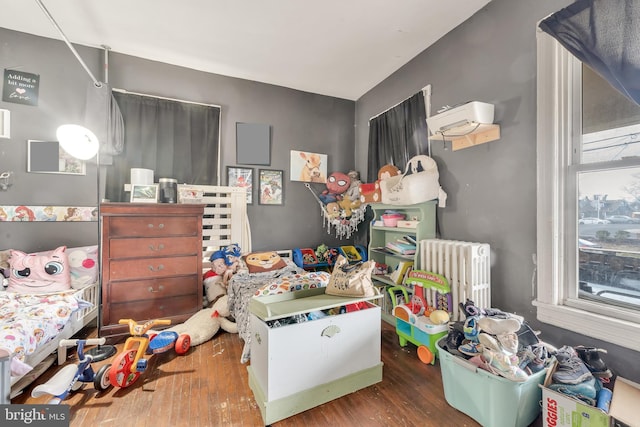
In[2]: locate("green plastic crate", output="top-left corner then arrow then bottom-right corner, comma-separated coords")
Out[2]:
437,338 -> 546,427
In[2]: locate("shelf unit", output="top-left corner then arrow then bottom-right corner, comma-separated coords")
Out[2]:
432,124 -> 500,151
368,201 -> 436,323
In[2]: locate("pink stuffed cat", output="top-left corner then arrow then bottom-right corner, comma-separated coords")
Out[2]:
8,246 -> 71,293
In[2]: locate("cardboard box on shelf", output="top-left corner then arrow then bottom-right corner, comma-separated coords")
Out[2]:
540,362 -> 640,427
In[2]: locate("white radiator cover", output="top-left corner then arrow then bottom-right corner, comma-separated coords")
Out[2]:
419,239 -> 491,321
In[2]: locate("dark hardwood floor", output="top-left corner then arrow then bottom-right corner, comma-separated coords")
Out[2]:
12,321 -> 542,426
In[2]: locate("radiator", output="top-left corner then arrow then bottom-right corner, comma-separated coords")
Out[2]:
418,239 -> 491,321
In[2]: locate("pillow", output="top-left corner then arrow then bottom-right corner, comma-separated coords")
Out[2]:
35,245 -> 99,288
8,246 -> 71,293
243,251 -> 287,274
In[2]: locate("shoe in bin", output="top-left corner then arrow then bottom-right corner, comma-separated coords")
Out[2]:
458,341 -> 484,357
552,345 -> 594,385
575,345 -> 613,379
482,347 -> 529,382
547,376 -> 598,405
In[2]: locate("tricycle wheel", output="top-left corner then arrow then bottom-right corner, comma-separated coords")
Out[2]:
175,334 -> 191,355
94,364 -> 112,391
417,345 -> 434,364
71,380 -> 84,392
109,349 -> 141,388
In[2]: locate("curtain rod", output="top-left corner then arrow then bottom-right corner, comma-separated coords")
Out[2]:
35,0 -> 102,88
111,88 -> 221,109
369,85 -> 430,121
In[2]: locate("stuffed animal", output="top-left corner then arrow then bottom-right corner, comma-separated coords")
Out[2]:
156,295 -> 237,346
338,197 -> 361,218
319,171 -> 351,204
344,170 -> 362,203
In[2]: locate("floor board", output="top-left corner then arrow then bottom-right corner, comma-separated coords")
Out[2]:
12,321 -> 542,426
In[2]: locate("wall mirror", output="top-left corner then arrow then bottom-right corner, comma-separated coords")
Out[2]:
27,139 -> 86,175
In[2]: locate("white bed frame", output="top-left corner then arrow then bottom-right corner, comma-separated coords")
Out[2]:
2,185 -> 250,403
2,281 -> 99,402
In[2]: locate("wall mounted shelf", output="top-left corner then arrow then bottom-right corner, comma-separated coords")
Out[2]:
431,124 -> 501,151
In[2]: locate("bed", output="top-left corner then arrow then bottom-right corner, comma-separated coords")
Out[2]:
0,246 -> 99,403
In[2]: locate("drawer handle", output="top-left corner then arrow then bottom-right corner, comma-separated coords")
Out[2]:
159,305 -> 164,311
148,285 -> 164,293
147,223 -> 165,229
148,244 -> 165,251
148,264 -> 165,272
321,325 -> 341,338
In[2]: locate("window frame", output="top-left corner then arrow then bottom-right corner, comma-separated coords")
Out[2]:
534,28 -> 640,352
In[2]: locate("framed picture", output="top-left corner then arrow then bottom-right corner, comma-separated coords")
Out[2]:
27,140 -> 86,175
130,184 -> 159,203
259,169 -> 284,205
290,150 -> 327,183
227,166 -> 253,204
236,122 -> 271,165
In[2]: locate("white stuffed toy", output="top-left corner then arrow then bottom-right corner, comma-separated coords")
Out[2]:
159,295 -> 237,346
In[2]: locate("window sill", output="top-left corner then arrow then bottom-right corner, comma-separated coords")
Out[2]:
534,300 -> 640,352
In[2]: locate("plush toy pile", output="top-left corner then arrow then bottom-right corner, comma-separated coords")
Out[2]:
203,243 -> 241,306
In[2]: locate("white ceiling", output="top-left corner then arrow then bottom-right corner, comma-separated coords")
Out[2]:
0,0 -> 491,100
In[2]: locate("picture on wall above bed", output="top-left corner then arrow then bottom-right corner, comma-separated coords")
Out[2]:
227,166 -> 253,205
290,150 -> 327,183
27,140 -> 85,175
259,169 -> 283,205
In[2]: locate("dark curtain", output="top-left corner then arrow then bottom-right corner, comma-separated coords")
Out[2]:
366,91 -> 428,182
539,0 -> 640,106
106,92 -> 220,202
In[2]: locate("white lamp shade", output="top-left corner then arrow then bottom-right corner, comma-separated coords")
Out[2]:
56,124 -> 99,160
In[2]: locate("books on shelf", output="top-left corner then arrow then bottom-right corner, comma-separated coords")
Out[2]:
389,260 -> 413,285
385,239 -> 416,255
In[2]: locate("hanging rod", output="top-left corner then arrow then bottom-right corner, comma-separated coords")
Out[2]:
35,0 -> 102,87
111,88 -> 221,109
369,85 -> 431,121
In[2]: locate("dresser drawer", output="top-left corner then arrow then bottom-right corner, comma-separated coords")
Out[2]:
108,276 -> 199,304
109,236 -> 200,258
109,255 -> 198,280
108,294 -> 200,324
109,216 -> 199,237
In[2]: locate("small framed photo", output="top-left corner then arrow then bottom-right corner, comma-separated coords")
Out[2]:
130,184 -> 159,203
227,166 -> 253,205
259,169 -> 284,205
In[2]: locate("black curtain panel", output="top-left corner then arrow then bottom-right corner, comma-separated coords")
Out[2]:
539,0 -> 640,106
105,92 -> 220,202
366,91 -> 428,182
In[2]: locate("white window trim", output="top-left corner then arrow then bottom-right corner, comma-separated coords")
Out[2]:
534,28 -> 640,352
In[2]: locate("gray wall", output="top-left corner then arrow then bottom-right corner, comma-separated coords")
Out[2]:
355,0 -> 640,382
0,28 -> 355,254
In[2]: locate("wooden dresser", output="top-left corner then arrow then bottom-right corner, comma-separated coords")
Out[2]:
99,203 -> 204,340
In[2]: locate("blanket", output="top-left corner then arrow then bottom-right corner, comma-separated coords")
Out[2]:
0,289 -> 89,374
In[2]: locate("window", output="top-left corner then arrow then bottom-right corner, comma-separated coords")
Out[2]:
535,29 -> 640,351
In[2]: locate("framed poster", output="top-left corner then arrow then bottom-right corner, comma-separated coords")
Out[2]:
27,140 -> 86,175
227,166 -> 253,204
130,184 -> 159,203
236,122 -> 271,165
259,169 -> 284,205
290,150 -> 327,183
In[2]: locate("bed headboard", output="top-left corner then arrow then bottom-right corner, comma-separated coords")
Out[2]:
179,185 -> 250,269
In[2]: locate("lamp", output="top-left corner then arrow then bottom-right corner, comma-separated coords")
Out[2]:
57,123 -> 117,362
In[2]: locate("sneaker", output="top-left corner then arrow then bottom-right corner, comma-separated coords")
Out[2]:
496,332 -> 518,355
478,316 -> 521,335
458,341 -> 484,357
517,345 -> 546,373
482,347 -> 529,382
552,346 -> 594,384
463,316 -> 480,341
575,346 -> 613,379
479,333 -> 518,364
548,377 -> 597,405
442,329 -> 465,356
